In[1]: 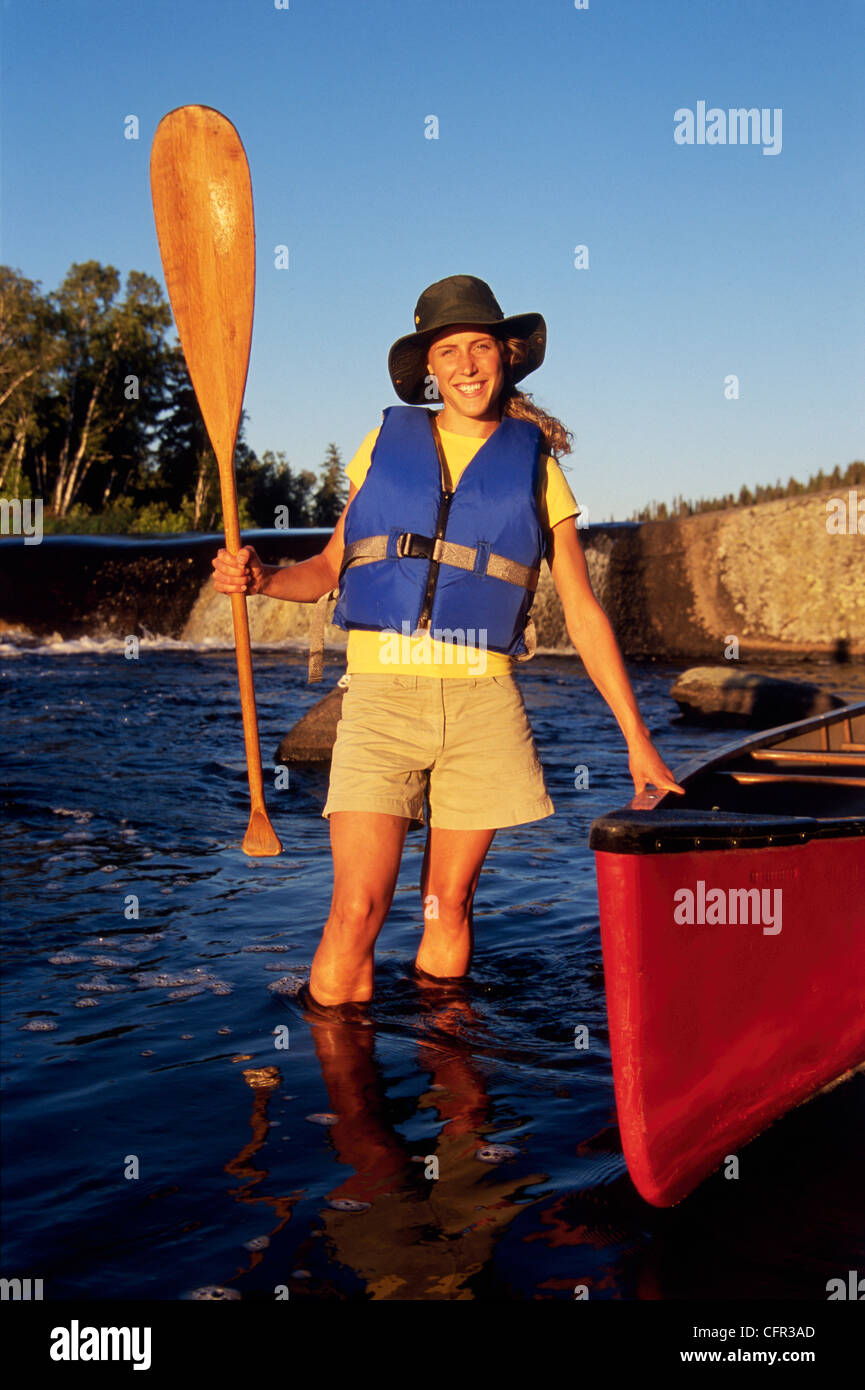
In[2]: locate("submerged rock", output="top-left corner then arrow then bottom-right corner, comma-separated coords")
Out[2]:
275,685 -> 345,763
476,1144 -> 519,1163
267,974 -> 306,996
670,667 -> 847,727
183,1285 -> 241,1301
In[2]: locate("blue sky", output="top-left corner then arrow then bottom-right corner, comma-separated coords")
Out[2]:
2,0 -> 863,521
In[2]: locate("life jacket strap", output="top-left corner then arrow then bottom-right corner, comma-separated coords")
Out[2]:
513,616 -> 537,663
341,533 -> 540,592
308,587 -> 339,684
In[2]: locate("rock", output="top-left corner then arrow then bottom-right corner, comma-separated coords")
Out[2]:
183,1285 -> 241,1301
275,685 -> 344,763
670,666 -> 847,727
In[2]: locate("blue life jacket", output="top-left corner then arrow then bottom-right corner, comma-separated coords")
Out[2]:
331,405 -> 544,655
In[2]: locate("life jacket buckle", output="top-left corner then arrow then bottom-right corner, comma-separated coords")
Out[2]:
396,531 -> 415,558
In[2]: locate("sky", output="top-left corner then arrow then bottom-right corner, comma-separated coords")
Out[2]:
1,0 -> 863,522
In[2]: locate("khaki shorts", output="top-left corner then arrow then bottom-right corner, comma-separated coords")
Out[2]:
322,673 -> 555,831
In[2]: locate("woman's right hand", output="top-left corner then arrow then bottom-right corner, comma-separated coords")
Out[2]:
211,545 -> 269,596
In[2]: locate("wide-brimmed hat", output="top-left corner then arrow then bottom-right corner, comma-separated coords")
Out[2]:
388,275 -> 546,404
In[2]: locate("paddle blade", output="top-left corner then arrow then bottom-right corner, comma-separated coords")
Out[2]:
149,105 -> 254,469
243,806 -> 283,858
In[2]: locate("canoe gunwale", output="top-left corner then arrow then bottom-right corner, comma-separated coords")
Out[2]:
589,809 -> 865,854
669,697 -> 865,785
589,699 -> 865,855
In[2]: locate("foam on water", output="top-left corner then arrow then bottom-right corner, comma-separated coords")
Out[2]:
0,627 -> 334,658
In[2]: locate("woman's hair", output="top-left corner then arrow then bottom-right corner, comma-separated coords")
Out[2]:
497,334 -> 574,458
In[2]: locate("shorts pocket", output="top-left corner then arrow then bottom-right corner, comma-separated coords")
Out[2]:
345,674 -> 417,700
491,674 -> 519,692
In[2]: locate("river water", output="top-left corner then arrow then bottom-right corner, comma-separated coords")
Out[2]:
2,640 -> 863,1301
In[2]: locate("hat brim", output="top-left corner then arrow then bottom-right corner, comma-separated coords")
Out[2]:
388,311 -> 546,405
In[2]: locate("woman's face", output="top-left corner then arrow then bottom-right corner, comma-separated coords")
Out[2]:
426,326 -> 505,423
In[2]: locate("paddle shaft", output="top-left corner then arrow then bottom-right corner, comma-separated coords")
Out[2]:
219,466 -> 267,812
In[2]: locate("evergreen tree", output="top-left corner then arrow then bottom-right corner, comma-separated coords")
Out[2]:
236,448 -> 317,529
311,442 -> 348,526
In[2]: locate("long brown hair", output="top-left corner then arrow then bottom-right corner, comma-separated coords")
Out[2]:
497,334 -> 574,458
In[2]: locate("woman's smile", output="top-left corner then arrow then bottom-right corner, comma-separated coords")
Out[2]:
455,382 -> 486,396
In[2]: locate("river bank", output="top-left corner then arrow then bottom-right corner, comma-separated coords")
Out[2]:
1,490 -> 863,660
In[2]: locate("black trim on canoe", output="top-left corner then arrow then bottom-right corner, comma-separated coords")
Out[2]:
590,699 -> 865,855
589,807 -> 865,855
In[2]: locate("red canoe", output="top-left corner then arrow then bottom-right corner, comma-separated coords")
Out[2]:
589,699 -> 865,1207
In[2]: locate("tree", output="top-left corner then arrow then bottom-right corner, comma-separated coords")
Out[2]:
152,356 -> 270,530
0,267 -> 58,495
33,261 -> 172,516
150,347 -> 221,526
237,448 -> 317,528
96,271 -> 173,510
311,442 -> 348,526
629,460 -> 864,524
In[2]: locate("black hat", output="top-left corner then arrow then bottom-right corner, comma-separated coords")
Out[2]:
388,274 -> 546,405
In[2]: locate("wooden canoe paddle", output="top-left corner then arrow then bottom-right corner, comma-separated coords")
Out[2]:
150,104 -> 282,856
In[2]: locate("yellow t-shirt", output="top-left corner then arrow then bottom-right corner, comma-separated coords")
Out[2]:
343,421 -> 580,677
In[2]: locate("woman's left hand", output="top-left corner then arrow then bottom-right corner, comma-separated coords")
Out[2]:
627,731 -> 686,797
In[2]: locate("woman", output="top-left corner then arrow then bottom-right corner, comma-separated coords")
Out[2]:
212,275 -> 683,1008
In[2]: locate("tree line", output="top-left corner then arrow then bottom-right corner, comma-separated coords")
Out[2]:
629,461 -> 865,522
0,261 -> 348,533
3,260 -> 860,535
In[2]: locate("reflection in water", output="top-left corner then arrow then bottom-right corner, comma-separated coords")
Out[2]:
299,987 -> 548,1300
220,1065 -> 301,1283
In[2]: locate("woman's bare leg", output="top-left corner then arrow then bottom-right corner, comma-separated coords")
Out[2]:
415,826 -> 496,979
310,810 -> 410,1005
